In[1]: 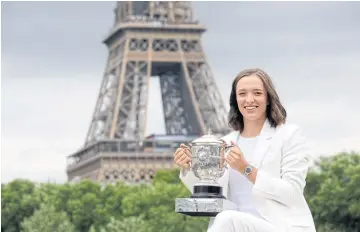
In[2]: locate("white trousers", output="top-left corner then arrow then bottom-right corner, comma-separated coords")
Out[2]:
207,210 -> 281,232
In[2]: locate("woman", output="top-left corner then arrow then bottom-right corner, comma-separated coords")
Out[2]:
173,68 -> 316,232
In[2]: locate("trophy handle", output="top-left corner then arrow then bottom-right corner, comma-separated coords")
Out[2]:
221,141 -> 235,169
185,143 -> 192,169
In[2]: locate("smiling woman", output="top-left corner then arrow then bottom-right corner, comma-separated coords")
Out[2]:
177,68 -> 317,232
228,68 -> 287,136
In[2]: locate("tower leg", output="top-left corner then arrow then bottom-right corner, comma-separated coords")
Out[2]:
112,60 -> 150,140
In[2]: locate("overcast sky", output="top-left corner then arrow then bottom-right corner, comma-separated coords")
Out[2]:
2,1 -> 360,183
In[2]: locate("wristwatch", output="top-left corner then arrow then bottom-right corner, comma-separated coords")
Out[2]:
243,165 -> 253,177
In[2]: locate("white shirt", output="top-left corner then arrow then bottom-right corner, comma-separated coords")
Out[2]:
228,134 -> 262,218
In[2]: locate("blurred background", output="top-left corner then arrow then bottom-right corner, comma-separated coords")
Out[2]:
1,1 -> 360,232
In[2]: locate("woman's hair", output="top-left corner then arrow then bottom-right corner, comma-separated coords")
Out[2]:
228,68 -> 287,131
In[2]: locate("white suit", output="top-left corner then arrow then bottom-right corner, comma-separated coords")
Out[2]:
179,120 -> 316,232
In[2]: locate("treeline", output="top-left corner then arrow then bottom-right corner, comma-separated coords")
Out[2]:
1,152 -> 359,232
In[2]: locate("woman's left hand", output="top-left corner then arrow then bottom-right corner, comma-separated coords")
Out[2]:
226,141 -> 249,173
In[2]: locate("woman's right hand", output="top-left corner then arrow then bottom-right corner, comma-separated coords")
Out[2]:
174,143 -> 192,169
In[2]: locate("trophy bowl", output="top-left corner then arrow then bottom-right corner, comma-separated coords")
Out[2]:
187,129 -> 232,199
174,129 -> 238,217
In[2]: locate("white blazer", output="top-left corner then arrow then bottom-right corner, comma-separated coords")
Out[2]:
179,120 -> 316,232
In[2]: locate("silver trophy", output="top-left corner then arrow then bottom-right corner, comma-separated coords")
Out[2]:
175,129 -> 237,216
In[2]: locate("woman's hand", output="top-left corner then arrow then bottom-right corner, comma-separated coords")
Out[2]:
173,144 -> 192,169
226,141 -> 249,173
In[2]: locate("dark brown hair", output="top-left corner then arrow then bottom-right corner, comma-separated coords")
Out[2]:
228,68 -> 287,132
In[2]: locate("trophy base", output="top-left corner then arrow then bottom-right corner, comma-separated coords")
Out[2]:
190,185 -> 225,199
175,198 -> 237,217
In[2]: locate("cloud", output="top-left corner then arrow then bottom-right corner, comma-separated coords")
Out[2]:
1,137 -> 73,183
1,73 -> 100,183
2,1 -> 360,183
1,1 -> 114,78
286,100 -> 360,156
0,67 -> 169,183
2,74 -> 98,138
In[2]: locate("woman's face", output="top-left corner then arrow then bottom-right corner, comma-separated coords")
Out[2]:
236,74 -> 268,122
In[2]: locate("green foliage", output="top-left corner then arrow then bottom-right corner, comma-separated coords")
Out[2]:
64,180 -> 107,231
97,216 -> 150,232
152,168 -> 182,185
1,179 -> 40,232
2,153 -> 360,232
21,203 -> 75,232
304,151 -> 360,231
121,181 -> 208,232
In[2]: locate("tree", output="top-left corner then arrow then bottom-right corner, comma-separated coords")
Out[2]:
98,181 -> 133,222
64,180 -> 105,231
121,181 -> 209,232
2,152 -> 358,232
21,203 -> 75,232
1,179 -> 40,232
153,168 -> 182,185
95,216 -> 150,232
305,152 -> 360,231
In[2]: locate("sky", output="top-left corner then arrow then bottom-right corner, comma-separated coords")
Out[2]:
2,1 -> 360,183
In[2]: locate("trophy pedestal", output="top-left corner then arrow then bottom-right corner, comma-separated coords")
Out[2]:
175,198 -> 237,217
175,182 -> 236,216
190,185 -> 225,199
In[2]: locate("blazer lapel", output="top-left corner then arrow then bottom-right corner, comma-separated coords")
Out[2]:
249,120 -> 276,169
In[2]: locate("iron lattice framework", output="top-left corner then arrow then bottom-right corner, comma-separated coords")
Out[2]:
66,1 -> 230,184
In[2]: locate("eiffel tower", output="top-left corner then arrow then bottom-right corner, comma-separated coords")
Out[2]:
66,1 -> 230,184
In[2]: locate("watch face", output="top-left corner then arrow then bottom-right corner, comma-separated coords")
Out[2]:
245,166 -> 252,174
